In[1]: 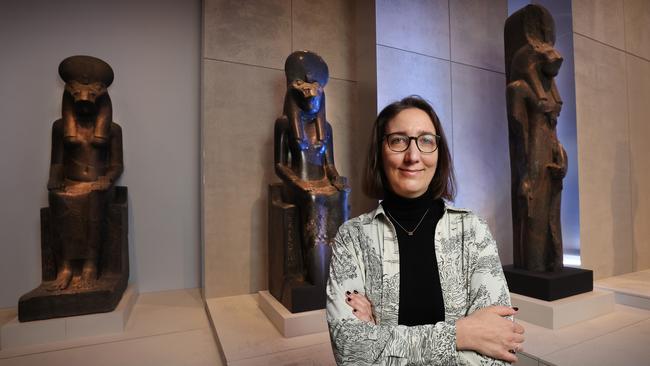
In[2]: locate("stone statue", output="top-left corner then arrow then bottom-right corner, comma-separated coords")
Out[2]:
505,5 -> 566,272
268,50 -> 350,312
19,55 -> 129,321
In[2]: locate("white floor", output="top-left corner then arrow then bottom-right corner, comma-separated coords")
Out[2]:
2,271 -> 650,366
0,289 -> 223,366
206,294 -> 334,365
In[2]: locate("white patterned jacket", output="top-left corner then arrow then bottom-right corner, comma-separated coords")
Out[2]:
326,204 -> 512,365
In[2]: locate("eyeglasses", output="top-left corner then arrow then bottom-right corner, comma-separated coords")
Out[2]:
383,133 -> 440,153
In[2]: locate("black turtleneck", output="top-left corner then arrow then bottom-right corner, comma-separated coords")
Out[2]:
381,187 -> 446,326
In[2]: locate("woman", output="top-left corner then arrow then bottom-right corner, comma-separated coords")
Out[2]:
326,96 -> 524,365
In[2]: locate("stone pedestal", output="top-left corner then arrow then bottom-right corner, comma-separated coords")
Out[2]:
510,289 -> 614,329
258,290 -> 327,338
503,265 -> 593,301
1,285 -> 138,349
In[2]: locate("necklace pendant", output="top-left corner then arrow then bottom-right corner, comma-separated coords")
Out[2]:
407,232 -> 414,236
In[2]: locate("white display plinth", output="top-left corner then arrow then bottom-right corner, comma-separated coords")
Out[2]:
257,290 -> 328,338
595,269 -> 650,310
205,294 -> 334,365
1,284 -> 138,349
511,289 -> 614,329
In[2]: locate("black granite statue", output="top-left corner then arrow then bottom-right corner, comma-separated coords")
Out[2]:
19,55 -> 129,321
269,50 -> 350,312
503,5 -> 591,300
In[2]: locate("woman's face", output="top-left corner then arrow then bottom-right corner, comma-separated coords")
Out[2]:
382,108 -> 438,198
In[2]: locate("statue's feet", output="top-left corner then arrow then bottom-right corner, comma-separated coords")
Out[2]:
47,268 -> 72,291
80,261 -> 98,289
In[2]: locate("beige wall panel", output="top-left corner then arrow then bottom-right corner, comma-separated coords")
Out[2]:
627,55 -> 650,271
376,0 -> 450,59
624,0 -> 650,60
449,0 -> 507,73
573,0 -> 625,49
203,0 -> 291,69
451,63 -> 512,264
354,1 -> 379,214
325,79 -> 376,217
203,60 -> 285,298
376,45 -> 453,141
292,0 -> 356,81
574,34 -> 632,279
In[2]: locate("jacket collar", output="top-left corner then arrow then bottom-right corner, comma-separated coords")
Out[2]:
366,200 -> 470,222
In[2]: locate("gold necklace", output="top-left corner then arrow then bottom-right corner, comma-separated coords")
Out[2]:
385,208 -> 430,236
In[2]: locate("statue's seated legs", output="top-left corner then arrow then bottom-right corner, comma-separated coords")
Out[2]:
47,186 -> 111,291
268,183 -> 349,313
18,186 -> 129,322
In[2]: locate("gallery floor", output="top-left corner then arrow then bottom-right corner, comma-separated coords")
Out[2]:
1,270 -> 649,366
0,289 -> 224,366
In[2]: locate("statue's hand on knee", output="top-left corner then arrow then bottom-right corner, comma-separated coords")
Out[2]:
331,175 -> 348,192
91,176 -> 112,191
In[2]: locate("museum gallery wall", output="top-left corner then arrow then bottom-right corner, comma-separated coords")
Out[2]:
1,0 -> 649,310
201,0 -> 519,299
201,0 -> 650,302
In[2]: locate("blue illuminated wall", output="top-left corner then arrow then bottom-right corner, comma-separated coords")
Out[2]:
375,0 -> 515,263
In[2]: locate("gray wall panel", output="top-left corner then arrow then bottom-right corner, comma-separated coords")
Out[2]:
0,0 -> 201,308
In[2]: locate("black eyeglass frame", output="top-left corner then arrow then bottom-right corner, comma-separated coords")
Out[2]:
383,133 -> 441,154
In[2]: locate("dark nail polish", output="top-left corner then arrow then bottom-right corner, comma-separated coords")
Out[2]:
353,290 -> 358,294
346,297 -> 351,302
346,291 -> 351,295
353,309 -> 357,312
512,306 -> 519,311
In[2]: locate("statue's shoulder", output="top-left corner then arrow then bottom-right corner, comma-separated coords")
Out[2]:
52,118 -> 64,130
275,115 -> 289,126
274,116 -> 289,136
506,79 -> 534,100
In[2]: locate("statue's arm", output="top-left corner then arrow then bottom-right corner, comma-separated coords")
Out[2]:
507,82 -> 530,168
548,141 -> 568,179
103,123 -> 124,186
274,117 -> 304,191
507,81 -> 533,208
47,120 -> 65,191
323,122 -> 347,191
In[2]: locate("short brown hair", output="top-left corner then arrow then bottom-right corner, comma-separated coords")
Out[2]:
362,96 -> 456,200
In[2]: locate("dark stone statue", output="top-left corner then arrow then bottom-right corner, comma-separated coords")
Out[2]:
503,5 -> 591,301
19,55 -> 129,321
268,50 -> 350,312
505,4 -> 566,272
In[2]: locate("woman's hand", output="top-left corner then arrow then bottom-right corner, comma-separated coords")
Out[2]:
345,290 -> 376,324
456,306 -> 525,363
